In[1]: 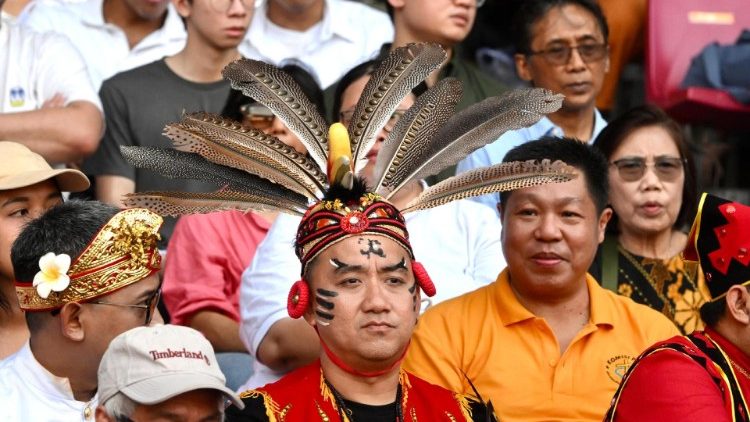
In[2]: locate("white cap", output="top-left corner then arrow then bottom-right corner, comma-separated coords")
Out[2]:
97,325 -> 243,409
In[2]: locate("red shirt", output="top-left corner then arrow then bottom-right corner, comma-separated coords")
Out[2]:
612,327 -> 750,421
163,211 -> 270,325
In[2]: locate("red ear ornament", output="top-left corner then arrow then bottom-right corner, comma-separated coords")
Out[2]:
412,261 -> 436,297
287,280 -> 310,319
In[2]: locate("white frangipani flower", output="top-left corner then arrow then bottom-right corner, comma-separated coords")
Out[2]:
32,252 -> 71,299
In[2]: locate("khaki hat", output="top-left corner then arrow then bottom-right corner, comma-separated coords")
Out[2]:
98,325 -> 244,409
0,142 -> 89,191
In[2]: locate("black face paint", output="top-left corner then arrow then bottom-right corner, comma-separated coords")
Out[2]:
315,310 -> 334,321
329,258 -> 349,271
315,288 -> 338,325
409,282 -> 418,312
358,238 -> 386,259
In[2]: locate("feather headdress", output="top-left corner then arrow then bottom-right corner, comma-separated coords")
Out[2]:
122,43 -> 573,219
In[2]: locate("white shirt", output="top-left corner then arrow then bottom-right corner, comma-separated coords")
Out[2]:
456,110 -> 608,211
238,199 -> 505,390
23,0 -> 186,89
0,342 -> 98,422
0,15 -> 102,112
239,0 -> 393,88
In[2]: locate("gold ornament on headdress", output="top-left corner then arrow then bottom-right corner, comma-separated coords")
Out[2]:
16,208 -> 163,312
118,42 -> 576,236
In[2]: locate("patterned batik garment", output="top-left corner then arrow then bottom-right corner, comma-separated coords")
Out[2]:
225,360 -> 493,422
615,245 -> 709,334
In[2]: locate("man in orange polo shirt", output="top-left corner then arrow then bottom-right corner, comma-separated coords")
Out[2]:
404,137 -> 678,421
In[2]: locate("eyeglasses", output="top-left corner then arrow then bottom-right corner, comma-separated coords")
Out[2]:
476,0 -> 486,7
89,288 -> 161,325
610,156 -> 686,182
527,43 -> 608,66
240,103 -> 275,131
209,0 -> 253,13
339,109 -> 408,133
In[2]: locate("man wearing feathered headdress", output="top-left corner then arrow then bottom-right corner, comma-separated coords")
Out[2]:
606,193 -> 750,421
118,42 -> 577,422
0,201 -> 163,421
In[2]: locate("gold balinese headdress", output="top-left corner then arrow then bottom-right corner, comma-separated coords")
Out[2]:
15,209 -> 163,312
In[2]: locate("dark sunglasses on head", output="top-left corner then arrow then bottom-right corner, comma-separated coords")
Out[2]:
240,103 -> 275,130
610,156 -> 686,182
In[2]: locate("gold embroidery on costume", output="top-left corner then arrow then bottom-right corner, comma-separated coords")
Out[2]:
444,411 -> 457,421
410,408 -> 418,421
454,392 -> 473,420
16,209 -> 162,311
315,401 -> 332,421
239,390 -> 281,422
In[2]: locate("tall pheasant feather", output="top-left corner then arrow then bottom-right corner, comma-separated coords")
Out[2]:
401,160 -> 577,213
347,43 -> 446,173
120,146 -> 309,210
372,77 -> 463,196
122,190 -> 307,217
222,59 -> 330,171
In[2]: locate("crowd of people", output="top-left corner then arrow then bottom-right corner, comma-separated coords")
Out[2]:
0,0 -> 748,421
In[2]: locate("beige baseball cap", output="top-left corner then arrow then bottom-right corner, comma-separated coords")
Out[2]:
98,325 -> 244,409
0,142 -> 89,191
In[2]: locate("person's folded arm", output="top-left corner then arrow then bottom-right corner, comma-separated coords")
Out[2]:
0,101 -> 103,163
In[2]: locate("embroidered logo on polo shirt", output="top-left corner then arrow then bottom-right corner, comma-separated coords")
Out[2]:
606,354 -> 635,384
9,86 -> 25,107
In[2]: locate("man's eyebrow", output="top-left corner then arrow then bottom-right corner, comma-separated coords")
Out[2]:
329,258 -> 364,273
382,257 -> 408,272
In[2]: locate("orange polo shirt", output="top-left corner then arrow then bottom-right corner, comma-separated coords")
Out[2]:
404,269 -> 679,422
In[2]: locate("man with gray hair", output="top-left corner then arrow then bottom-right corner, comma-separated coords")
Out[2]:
96,324 -> 243,422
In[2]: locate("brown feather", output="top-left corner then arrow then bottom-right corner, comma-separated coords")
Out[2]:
373,77 -> 462,196
164,113 -> 326,199
348,43 -> 447,172
390,88 -> 564,198
222,59 -> 329,171
122,190 -> 307,217
401,160 -> 577,213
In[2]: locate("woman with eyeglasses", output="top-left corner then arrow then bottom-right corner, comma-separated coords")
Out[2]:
592,104 -> 707,334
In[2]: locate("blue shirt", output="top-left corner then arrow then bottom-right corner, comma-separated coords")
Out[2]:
456,110 -> 608,211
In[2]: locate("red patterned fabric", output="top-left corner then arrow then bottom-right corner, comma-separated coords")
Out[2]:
238,360 -> 473,421
607,329 -> 750,421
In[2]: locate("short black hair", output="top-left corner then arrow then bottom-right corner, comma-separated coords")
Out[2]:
11,201 -> 119,331
499,136 -> 609,213
511,0 -> 609,54
593,104 -> 697,233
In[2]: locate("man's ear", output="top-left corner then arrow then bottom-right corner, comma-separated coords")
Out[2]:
725,285 -> 750,325
596,207 -> 613,244
514,53 -> 533,82
388,0 -> 405,10
59,302 -> 86,342
172,0 -> 192,18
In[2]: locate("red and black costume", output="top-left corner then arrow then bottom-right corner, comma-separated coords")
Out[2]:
606,193 -> 750,422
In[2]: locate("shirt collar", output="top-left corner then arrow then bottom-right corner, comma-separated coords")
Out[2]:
538,108 -> 607,142
17,342 -> 80,401
80,0 -> 184,43
705,326 -> 750,372
494,270 -> 615,327
321,0 -> 357,42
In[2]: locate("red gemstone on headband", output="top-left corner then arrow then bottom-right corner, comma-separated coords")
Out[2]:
341,211 -> 369,233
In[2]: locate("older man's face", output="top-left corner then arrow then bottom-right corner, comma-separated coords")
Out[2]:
514,3 -> 609,114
